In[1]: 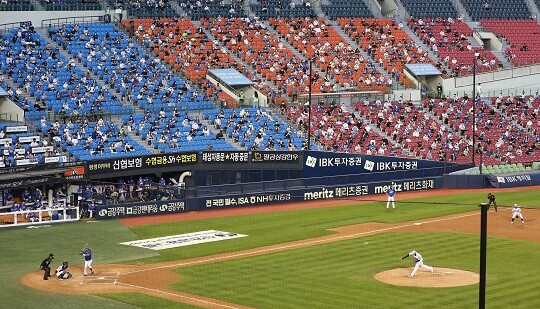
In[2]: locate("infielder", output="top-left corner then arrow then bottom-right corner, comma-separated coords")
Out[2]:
386,186 -> 396,209
402,250 -> 433,277
511,204 -> 525,224
55,261 -> 72,280
79,246 -> 95,276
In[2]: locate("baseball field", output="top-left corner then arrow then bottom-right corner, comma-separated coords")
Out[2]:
2,186 -> 539,308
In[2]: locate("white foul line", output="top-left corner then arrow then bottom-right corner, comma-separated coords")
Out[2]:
123,211 -> 480,275
115,281 -> 241,309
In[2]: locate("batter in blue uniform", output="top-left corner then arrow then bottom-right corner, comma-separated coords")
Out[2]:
80,246 -> 95,276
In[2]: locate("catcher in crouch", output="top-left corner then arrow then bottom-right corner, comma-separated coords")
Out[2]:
55,261 -> 72,280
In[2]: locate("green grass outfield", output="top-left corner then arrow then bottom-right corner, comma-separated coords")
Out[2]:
1,189 -> 538,308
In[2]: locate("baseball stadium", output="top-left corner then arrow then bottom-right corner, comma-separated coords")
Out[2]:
0,0 -> 540,308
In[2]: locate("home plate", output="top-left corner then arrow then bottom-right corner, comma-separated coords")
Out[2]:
414,222 -> 423,225
97,277 -> 106,280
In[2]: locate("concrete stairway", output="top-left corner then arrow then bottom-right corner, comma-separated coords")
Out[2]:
400,23 -> 452,73
524,0 -> 540,19
490,38 -> 512,70
363,0 -> 383,18
451,0 -> 473,21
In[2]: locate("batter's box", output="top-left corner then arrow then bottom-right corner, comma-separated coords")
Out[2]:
80,272 -> 120,284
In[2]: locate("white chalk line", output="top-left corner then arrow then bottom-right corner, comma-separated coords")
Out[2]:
115,281 -> 241,309
124,211 -> 481,275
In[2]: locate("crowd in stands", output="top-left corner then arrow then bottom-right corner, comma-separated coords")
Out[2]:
205,107 -> 306,150
2,10 -> 540,169
49,22 -> 212,114
42,117 -> 150,160
338,18 -> 433,88
271,17 -> 391,92
125,17 -> 252,107
409,17 -> 500,75
203,17 -> 322,97
125,106 -> 235,152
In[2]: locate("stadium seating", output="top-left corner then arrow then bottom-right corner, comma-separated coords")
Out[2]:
111,0 -> 176,18
400,0 -> 458,19
49,22 -> 213,113
480,19 -> 540,66
460,0 -> 531,20
251,0 -> 315,19
284,101 -> 390,153
337,18 -> 435,88
203,17 -> 324,97
40,0 -> 101,11
271,17 -> 392,92
181,0 -> 244,19
0,0 -> 34,11
321,0 -> 372,20
204,107 -> 307,150
409,18 -> 499,76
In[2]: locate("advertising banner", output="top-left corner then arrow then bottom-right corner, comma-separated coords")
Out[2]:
251,151 -> 300,163
486,172 -> 540,188
196,177 -> 441,210
201,151 -> 249,163
302,151 -> 459,177
96,177 -> 441,219
87,152 -> 197,175
95,199 -> 192,219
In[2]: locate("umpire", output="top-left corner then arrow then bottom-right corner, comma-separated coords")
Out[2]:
487,193 -> 498,212
40,253 -> 54,280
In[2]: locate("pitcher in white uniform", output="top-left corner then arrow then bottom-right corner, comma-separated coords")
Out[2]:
402,250 -> 434,277
511,204 -> 525,224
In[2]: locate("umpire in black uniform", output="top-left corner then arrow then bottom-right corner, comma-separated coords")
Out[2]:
40,253 -> 54,280
487,193 -> 498,212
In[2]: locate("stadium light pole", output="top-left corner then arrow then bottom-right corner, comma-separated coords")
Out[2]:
472,57 -> 477,165
478,202 -> 488,309
307,60 -> 312,151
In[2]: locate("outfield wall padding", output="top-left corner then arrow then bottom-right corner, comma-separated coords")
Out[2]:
95,177 -> 443,219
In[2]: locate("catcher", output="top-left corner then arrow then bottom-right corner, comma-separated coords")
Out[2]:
55,261 -> 72,280
487,193 -> 498,212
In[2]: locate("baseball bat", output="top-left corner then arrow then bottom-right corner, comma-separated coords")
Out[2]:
82,242 -> 88,252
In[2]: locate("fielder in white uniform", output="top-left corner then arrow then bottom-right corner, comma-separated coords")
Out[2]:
511,204 -> 525,224
402,250 -> 434,277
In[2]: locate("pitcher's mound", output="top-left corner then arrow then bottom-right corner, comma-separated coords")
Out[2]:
374,267 -> 479,287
